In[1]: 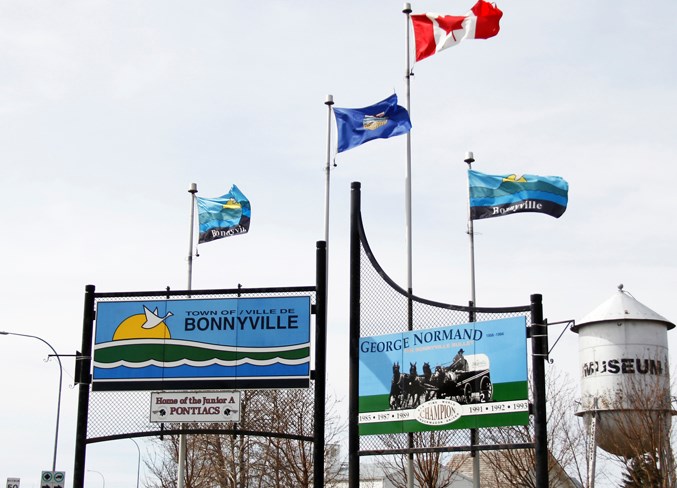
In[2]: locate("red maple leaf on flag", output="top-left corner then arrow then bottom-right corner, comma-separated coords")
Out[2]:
434,15 -> 465,41
411,2 -> 502,62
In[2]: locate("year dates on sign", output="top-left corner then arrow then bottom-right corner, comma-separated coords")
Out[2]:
467,400 -> 529,414
512,401 -> 529,411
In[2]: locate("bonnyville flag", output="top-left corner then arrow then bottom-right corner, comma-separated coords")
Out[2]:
468,170 -> 568,220
196,185 -> 251,243
412,0 -> 503,62
333,94 -> 412,153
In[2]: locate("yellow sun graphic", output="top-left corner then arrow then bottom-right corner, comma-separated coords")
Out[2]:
502,174 -> 527,183
113,306 -> 173,340
223,198 -> 241,210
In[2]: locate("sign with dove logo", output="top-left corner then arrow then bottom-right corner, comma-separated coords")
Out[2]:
92,296 -> 311,391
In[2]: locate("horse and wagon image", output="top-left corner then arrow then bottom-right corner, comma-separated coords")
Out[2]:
388,350 -> 493,410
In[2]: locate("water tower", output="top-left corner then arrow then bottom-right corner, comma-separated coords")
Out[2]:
572,285 -> 675,484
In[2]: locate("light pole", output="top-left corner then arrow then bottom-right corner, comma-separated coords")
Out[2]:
130,438 -> 141,488
0,331 -> 63,473
87,469 -> 105,488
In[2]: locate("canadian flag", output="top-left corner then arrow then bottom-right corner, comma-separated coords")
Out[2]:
411,0 -> 503,62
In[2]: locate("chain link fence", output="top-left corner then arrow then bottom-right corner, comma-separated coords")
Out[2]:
357,219 -> 534,455
87,288 -> 316,443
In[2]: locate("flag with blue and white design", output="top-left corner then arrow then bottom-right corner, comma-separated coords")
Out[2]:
468,169 -> 568,220
196,185 -> 251,243
333,94 -> 412,153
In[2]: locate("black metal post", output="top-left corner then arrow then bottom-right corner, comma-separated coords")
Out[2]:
348,182 -> 362,488
406,252 -> 414,487
530,293 -> 548,487
313,240 -> 328,488
73,284 -> 95,488
468,301 -> 478,486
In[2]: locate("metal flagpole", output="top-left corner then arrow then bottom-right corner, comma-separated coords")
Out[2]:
464,152 -> 481,488
402,4 -> 415,488
179,182 -> 198,488
187,182 -> 198,292
403,4 -> 413,303
323,94 -> 334,244
465,153 -> 477,305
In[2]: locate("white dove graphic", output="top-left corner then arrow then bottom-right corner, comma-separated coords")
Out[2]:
141,306 -> 174,329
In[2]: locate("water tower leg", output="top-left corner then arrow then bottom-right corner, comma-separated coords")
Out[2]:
586,410 -> 597,488
660,411 -> 675,487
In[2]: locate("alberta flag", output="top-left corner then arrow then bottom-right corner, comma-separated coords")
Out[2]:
468,170 -> 568,220
333,94 -> 412,153
196,185 -> 251,243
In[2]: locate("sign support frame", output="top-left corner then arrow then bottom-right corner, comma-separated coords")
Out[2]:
72,264 -> 325,488
347,181 -> 547,488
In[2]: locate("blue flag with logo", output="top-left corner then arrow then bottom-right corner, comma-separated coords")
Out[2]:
196,185 -> 251,243
333,94 -> 412,153
468,169 -> 568,220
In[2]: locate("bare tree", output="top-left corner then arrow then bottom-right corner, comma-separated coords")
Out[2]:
145,388 -> 344,488
481,366 -> 588,487
375,430 -> 460,488
144,426 -> 215,488
589,372 -> 676,488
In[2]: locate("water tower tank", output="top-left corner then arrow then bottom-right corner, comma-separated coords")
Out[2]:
572,285 -> 674,457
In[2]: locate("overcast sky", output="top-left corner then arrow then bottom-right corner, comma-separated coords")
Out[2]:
1,1 -> 676,486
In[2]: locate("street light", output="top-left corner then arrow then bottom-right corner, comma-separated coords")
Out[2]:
0,331 -> 63,473
87,469 -> 105,488
129,438 -> 141,488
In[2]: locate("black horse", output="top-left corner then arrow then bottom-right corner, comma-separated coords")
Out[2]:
400,362 -> 427,408
421,362 -> 436,402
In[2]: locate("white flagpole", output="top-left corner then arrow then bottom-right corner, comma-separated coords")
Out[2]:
403,5 -> 415,488
179,182 -> 198,488
187,182 -> 198,291
464,153 -> 481,488
323,94 -> 334,244
403,3 -> 413,305
465,153 -> 477,305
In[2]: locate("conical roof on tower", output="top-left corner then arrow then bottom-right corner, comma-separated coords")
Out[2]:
571,284 -> 674,332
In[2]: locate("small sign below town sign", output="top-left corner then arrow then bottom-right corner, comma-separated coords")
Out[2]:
150,390 -> 241,423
